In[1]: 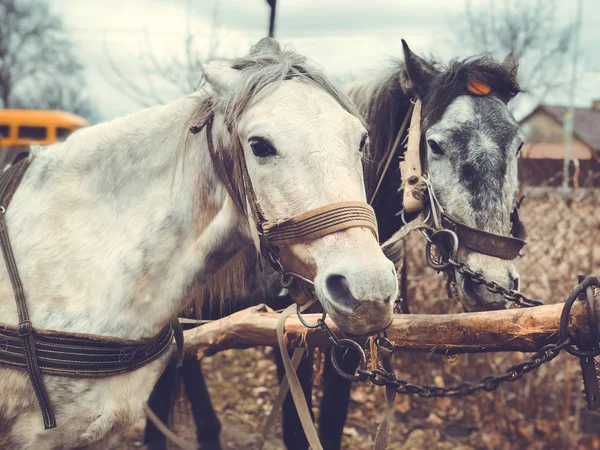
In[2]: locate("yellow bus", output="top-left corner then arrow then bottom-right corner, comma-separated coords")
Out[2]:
0,109 -> 89,167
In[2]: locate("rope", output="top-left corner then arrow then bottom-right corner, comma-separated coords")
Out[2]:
143,402 -> 198,450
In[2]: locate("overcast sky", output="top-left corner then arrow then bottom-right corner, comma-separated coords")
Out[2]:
49,0 -> 600,121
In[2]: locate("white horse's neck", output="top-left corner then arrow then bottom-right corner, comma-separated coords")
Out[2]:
0,94 -> 245,339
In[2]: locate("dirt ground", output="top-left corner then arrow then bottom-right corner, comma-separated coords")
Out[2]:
113,189 -> 600,450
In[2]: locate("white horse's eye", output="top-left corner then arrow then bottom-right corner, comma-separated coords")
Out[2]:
249,137 -> 277,158
427,139 -> 444,156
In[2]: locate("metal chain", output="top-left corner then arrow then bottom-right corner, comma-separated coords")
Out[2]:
423,228 -> 543,308
447,258 -> 544,308
270,210 -> 600,399
286,227 -> 600,398
312,310 -> 572,397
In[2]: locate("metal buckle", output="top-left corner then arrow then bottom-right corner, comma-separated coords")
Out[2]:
17,320 -> 33,337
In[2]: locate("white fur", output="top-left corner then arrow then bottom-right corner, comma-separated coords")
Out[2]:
0,74 -> 397,447
426,96 -> 523,310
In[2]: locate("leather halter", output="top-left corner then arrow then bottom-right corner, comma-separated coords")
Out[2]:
388,99 -> 527,261
0,159 -> 180,430
440,212 -> 525,260
193,114 -> 379,277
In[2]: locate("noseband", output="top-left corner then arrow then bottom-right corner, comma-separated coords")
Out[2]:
192,115 -> 379,298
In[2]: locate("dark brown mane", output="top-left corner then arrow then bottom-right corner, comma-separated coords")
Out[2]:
415,56 -> 520,129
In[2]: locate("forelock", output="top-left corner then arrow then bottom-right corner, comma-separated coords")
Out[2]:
202,38 -> 362,129
421,57 -> 520,130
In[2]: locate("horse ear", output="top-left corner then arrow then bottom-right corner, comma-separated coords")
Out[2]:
203,65 -> 242,94
401,40 -> 437,98
502,53 -> 519,78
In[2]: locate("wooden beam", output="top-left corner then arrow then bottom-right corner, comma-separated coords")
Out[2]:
183,302 -> 592,359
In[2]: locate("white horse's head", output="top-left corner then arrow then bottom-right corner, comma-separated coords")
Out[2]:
401,41 -> 523,311
201,38 -> 398,335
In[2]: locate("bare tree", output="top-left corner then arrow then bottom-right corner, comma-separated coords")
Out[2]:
102,1 -> 226,108
454,0 -> 574,107
0,0 -> 95,118
13,77 -> 97,121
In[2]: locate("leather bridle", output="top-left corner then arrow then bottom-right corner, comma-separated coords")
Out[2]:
191,114 -> 379,297
377,98 -> 527,262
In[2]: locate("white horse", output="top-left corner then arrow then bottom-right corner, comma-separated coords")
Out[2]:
0,38 -> 398,449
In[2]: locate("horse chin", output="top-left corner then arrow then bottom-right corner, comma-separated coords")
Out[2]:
317,293 -> 395,336
454,270 -> 509,312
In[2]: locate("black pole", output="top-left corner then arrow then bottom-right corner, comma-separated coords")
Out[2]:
267,0 -> 276,37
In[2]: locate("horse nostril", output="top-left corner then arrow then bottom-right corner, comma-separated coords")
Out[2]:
325,274 -> 359,310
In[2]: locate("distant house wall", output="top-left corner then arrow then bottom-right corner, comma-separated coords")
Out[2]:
518,158 -> 600,188
521,112 -> 564,143
519,110 -> 599,188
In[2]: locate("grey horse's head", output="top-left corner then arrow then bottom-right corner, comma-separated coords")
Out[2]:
401,41 -> 523,311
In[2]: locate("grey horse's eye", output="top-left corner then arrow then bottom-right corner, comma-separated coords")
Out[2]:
427,139 -> 444,156
517,142 -> 524,155
249,137 -> 277,158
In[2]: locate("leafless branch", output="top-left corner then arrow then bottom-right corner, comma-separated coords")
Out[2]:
101,1 -> 224,108
454,0 -> 575,110
0,0 -> 94,117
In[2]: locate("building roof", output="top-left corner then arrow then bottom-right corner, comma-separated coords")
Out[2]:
520,104 -> 600,152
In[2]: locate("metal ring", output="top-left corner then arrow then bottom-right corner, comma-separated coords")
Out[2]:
376,336 -> 394,352
425,229 -> 459,271
330,339 -> 368,381
286,272 -> 315,287
296,303 -> 326,329
560,276 -> 600,357
401,208 -> 431,227
281,273 -> 294,289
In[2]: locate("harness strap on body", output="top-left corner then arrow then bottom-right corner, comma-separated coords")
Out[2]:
0,158 -> 177,430
373,344 -> 396,450
0,159 -> 56,429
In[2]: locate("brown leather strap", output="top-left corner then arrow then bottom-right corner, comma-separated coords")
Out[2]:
235,133 -> 268,227
260,347 -> 305,448
204,116 -> 246,214
0,159 -> 56,429
370,102 -> 414,206
400,99 -> 424,213
0,321 -> 174,377
276,304 -> 323,450
262,201 -> 378,246
441,213 -> 525,260
172,318 -> 185,368
373,344 -> 396,450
